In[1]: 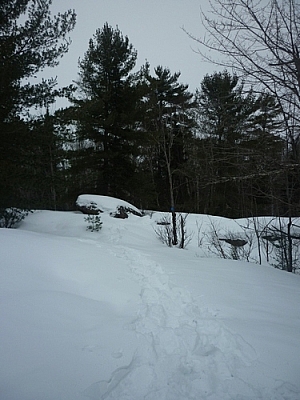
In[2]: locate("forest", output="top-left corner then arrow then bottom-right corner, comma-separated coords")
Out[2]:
1,0 -> 300,219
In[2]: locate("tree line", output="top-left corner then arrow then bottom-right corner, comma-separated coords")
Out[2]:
1,0 -> 299,219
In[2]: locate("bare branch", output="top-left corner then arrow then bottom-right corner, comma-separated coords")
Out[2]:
184,0 -> 300,137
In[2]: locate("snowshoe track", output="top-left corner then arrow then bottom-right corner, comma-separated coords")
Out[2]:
83,245 -> 285,400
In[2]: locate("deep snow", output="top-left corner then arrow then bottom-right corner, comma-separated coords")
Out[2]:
1,196 -> 300,400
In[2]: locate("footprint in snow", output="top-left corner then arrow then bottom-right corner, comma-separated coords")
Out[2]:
84,245 -> 267,400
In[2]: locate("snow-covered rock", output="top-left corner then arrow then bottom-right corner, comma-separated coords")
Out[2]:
76,194 -> 143,217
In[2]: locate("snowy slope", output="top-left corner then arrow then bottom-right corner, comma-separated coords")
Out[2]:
1,197 -> 300,400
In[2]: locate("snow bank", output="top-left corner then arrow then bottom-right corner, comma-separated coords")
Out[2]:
1,199 -> 300,399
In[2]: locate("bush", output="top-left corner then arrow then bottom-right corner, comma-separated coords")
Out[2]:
262,219 -> 300,273
84,214 -> 103,232
154,213 -> 192,248
0,208 -> 30,228
204,218 -> 252,261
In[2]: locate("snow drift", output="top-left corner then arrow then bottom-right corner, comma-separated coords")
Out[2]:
1,195 -> 300,400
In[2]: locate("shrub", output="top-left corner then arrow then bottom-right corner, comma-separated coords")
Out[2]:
205,218 -> 253,261
0,208 -> 30,228
84,214 -> 103,232
154,214 -> 173,247
154,213 -> 192,248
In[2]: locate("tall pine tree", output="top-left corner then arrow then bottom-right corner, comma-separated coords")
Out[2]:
69,23 -> 141,200
141,65 -> 196,212
195,70 -> 283,216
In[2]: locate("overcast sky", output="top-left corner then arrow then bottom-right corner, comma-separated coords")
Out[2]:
49,0 -> 215,98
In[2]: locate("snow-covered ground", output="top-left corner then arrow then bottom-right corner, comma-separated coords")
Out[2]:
1,196 -> 300,400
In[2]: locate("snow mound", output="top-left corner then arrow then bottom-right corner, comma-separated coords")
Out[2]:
1,209 -> 300,399
76,194 -> 142,217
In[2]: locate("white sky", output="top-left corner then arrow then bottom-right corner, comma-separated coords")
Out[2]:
49,0 -> 215,95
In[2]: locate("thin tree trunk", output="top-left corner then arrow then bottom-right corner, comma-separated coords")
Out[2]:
287,216 -> 293,272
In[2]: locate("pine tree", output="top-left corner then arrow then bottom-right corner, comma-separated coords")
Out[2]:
70,23 -> 141,199
195,71 -> 283,216
141,65 -> 196,212
0,0 -> 76,210
140,64 -> 196,243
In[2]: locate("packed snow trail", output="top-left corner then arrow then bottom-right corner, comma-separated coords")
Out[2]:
83,244 -> 280,400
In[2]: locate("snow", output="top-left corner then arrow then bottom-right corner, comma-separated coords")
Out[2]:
1,195 -> 300,400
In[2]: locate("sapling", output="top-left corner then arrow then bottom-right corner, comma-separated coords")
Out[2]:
84,214 -> 102,232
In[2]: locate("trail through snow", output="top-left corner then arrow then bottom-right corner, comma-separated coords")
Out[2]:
82,238 -> 281,400
1,200 -> 300,400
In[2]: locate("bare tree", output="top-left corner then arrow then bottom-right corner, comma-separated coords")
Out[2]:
185,0 -> 300,148
185,1 -> 300,269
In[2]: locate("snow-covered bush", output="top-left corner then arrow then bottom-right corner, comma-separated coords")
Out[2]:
0,208 -> 30,228
84,214 -> 103,232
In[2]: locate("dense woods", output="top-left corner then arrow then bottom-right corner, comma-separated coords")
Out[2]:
1,0 -> 299,219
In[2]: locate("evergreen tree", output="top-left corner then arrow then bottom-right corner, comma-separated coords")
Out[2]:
28,110 -> 71,210
197,71 -> 253,143
141,65 -> 196,211
70,23 -> 142,200
0,0 -> 76,210
195,71 -> 283,217
140,64 -> 196,242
